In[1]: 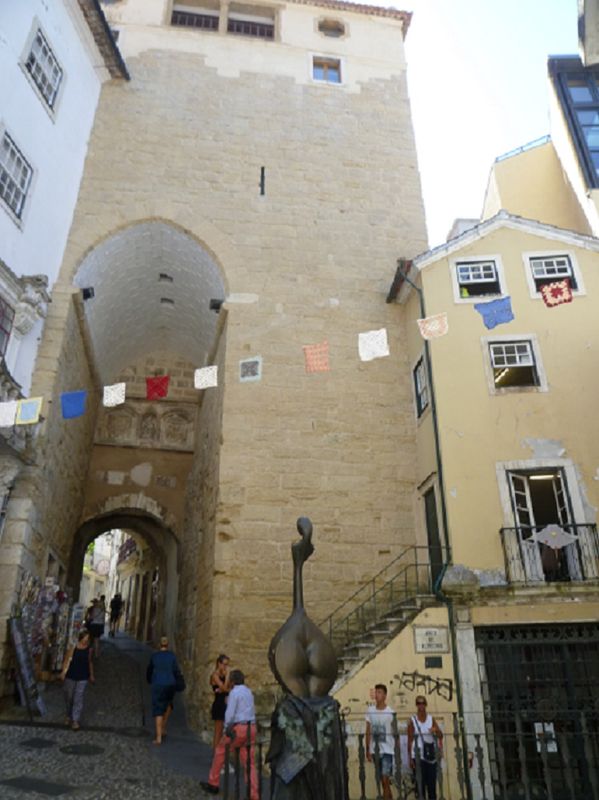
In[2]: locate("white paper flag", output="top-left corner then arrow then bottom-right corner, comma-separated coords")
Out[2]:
0,400 -> 18,428
358,328 -> 390,362
194,366 -> 218,390
103,383 -> 126,407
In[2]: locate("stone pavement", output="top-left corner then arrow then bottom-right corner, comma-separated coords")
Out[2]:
0,633 -> 218,798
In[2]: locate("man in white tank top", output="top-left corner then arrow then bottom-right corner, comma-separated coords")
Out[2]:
407,695 -> 443,800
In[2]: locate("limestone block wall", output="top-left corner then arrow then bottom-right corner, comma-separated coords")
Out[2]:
179,318 -> 227,722
23,23 -> 427,711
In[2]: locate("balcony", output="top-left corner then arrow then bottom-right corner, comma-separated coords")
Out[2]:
500,523 -> 599,585
171,10 -> 219,31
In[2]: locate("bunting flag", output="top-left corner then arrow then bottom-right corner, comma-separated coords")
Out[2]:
103,382 -> 126,407
61,390 -> 87,420
474,296 -> 514,330
540,279 -> 573,308
358,328 -> 390,362
0,400 -> 18,428
16,397 -> 43,425
146,375 -> 170,400
303,341 -> 330,373
417,312 -> 449,340
194,366 -> 218,390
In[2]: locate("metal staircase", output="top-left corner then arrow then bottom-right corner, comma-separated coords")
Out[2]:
320,545 -> 436,684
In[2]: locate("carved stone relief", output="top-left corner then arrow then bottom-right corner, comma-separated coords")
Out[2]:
94,401 -> 195,452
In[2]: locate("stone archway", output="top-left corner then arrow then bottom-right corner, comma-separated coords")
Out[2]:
68,506 -> 179,643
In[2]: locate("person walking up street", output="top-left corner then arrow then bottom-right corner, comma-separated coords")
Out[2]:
365,683 -> 396,800
407,696 -> 443,800
86,598 -> 105,658
146,635 -> 182,745
61,629 -> 95,731
201,669 -> 259,799
109,593 -> 123,637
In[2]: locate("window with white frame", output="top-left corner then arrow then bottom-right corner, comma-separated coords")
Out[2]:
528,254 -> 578,292
489,340 -> 539,388
455,259 -> 502,297
25,29 -> 63,109
413,356 -> 429,417
0,133 -> 33,220
312,56 -> 341,84
0,297 -> 15,357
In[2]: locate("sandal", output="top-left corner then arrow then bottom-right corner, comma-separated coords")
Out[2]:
71,722 -> 80,731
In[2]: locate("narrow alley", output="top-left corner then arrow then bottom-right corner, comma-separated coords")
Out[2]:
0,634 -> 213,799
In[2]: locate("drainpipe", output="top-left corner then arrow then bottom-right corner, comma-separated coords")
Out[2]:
389,259 -> 473,800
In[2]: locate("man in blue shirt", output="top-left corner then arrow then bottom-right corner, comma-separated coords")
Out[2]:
201,670 -> 258,798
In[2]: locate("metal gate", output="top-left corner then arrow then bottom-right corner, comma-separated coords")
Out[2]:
476,624 -> 599,799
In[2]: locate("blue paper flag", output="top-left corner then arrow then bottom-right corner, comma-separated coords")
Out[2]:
61,390 -> 87,419
474,296 -> 514,330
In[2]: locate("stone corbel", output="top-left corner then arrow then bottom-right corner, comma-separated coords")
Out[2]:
0,456 -> 22,494
14,275 -> 50,335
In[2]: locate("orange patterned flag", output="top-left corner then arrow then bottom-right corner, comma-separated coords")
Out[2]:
540,279 -> 573,307
417,312 -> 449,340
146,375 -> 170,400
303,341 -> 330,373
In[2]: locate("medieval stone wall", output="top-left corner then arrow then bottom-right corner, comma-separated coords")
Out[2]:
16,31 -> 427,712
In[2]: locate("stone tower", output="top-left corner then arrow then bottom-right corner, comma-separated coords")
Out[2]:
4,0 -> 427,718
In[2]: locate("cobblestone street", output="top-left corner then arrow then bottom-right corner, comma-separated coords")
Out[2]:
0,635 -> 213,798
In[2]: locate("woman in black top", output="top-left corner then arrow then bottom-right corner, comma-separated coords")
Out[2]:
209,653 -> 230,749
61,629 -> 95,731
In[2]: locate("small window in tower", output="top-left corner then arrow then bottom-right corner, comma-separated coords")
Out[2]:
171,2 -> 220,31
318,19 -> 345,38
227,4 -> 275,39
312,56 -> 341,84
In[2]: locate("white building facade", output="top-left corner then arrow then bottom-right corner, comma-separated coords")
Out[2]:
0,0 -> 127,395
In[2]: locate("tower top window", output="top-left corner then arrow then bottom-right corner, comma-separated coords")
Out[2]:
318,19 -> 345,38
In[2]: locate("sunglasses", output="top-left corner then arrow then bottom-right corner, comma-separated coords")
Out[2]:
416,701 -> 427,705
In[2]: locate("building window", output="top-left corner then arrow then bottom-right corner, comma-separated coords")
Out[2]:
0,133 -> 33,220
171,7 -> 219,30
489,340 -> 538,388
0,297 -> 15,357
318,19 -> 345,38
0,489 -> 11,543
312,56 -> 341,84
456,260 -> 501,297
227,4 -> 275,39
25,29 -> 63,109
527,254 -> 578,292
413,356 -> 429,417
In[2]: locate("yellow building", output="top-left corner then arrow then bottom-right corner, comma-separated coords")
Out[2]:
333,6 -> 599,798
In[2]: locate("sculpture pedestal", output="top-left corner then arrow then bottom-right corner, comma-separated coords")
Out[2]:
267,695 -> 349,800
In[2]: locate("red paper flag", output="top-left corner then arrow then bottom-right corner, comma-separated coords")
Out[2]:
303,341 -> 330,373
540,279 -> 573,308
146,375 -> 170,400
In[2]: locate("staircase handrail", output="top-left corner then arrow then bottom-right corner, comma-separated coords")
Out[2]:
320,544 -> 431,638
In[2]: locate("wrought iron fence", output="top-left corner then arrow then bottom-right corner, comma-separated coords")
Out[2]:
204,710 -> 599,799
500,523 -> 599,585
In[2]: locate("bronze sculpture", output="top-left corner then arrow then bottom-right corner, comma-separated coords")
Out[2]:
267,517 -> 349,799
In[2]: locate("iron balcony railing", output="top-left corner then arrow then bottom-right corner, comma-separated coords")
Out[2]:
500,523 -> 599,585
319,545 -> 435,654
227,18 -> 274,39
171,10 -> 219,31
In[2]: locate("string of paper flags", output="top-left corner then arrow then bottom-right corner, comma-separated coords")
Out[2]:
1,278 -> 573,429
0,328 -> 391,428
